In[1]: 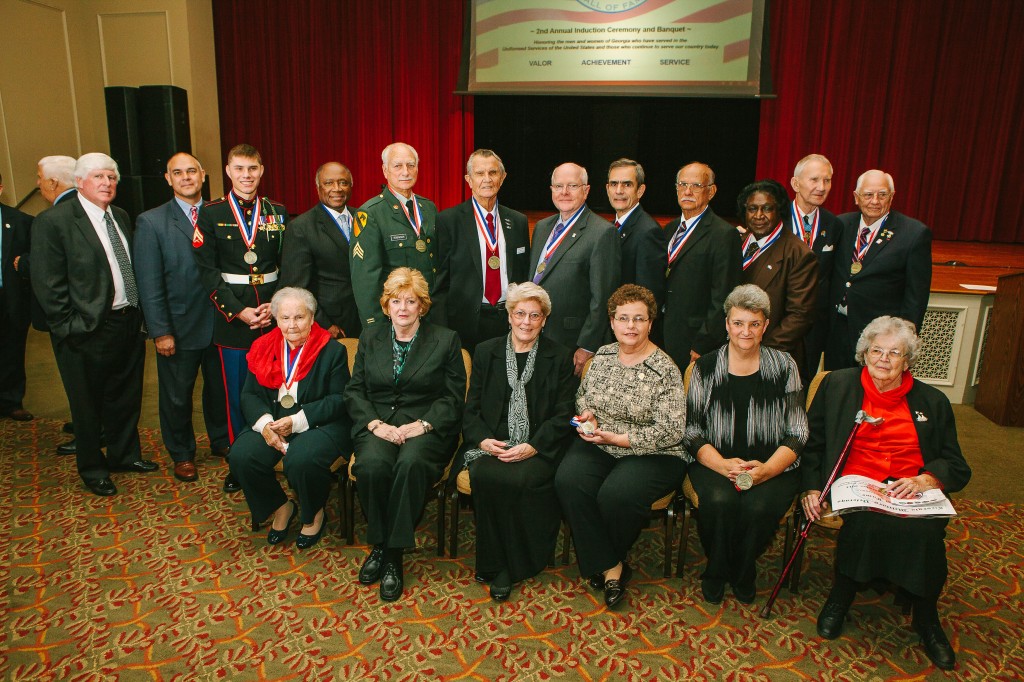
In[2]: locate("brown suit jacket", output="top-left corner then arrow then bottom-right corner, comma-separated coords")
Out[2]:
742,228 -> 818,364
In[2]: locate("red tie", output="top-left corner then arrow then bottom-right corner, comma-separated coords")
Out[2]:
484,213 -> 501,306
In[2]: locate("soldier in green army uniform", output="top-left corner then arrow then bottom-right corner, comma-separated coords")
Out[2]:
351,142 -> 444,326
192,143 -> 287,494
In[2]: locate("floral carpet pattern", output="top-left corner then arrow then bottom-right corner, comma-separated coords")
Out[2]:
1,418 -> 1022,681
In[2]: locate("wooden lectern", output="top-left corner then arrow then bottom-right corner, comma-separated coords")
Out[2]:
975,272 -> 1024,426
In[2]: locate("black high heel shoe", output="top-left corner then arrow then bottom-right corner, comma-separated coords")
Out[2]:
296,509 -> 326,550
267,501 -> 298,545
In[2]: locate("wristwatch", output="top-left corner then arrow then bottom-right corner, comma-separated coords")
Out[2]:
419,419 -> 433,433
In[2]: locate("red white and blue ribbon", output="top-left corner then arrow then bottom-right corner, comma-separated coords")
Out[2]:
741,222 -> 783,270
228,192 -> 261,249
471,198 -> 500,252
538,205 -> 585,265
854,215 -> 889,263
398,195 -> 423,237
282,340 -> 305,392
791,202 -> 819,247
667,208 -> 707,265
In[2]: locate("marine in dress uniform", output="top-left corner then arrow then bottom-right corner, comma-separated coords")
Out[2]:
350,143 -> 442,327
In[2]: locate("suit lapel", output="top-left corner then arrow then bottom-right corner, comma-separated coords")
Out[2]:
860,213 -> 897,270
676,213 -> 713,261
752,240 -> 784,284
540,208 -> 589,280
168,202 -> 195,241
466,201 -> 484,282
71,201 -> 107,257
318,204 -> 350,251
399,324 -> 439,384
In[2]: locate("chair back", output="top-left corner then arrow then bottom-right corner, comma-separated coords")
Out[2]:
682,360 -> 695,395
806,370 -> 829,410
339,337 -> 359,374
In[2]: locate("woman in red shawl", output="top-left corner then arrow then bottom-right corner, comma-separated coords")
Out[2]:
229,287 -> 351,549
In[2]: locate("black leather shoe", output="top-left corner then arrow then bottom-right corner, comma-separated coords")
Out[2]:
732,580 -> 756,604
475,571 -> 495,584
56,439 -> 77,456
296,510 -> 326,550
380,560 -> 404,602
490,583 -> 512,602
359,545 -> 386,584
223,473 -> 241,494
110,459 -> 159,473
63,421 -> 75,434
267,501 -> 298,545
210,446 -> 230,459
603,563 -> 632,608
84,477 -> 117,496
914,619 -> 956,670
587,573 -> 604,590
817,599 -> 850,639
701,578 -> 725,605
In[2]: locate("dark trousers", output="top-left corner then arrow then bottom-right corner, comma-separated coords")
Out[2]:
463,305 -> 510,355
352,431 -> 451,548
824,313 -> 858,370
0,290 -> 28,412
688,463 -> 799,587
555,440 -> 687,577
156,343 -> 229,461
230,428 -> 341,525
53,308 -> 145,482
217,346 -> 249,443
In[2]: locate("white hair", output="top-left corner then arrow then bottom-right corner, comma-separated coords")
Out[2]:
550,162 -> 588,185
855,169 -> 895,193
39,155 -> 77,186
855,315 -> 921,367
793,154 -> 833,177
75,153 -> 120,182
270,287 -> 318,318
466,149 -> 506,175
381,142 -> 419,166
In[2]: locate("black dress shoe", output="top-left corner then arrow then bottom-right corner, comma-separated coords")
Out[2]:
110,460 -> 159,473
380,560 -> 404,602
603,563 -> 632,608
56,439 -> 77,456
84,478 -> 117,496
267,501 -> 298,545
587,573 -> 604,590
4,408 -> 33,421
359,545 -> 386,584
210,446 -> 230,458
296,509 -> 326,550
223,473 -> 241,494
732,580 -> 756,605
817,599 -> 850,639
490,583 -> 512,602
914,619 -> 956,670
475,571 -> 495,584
63,421 -> 75,434
701,578 -> 725,605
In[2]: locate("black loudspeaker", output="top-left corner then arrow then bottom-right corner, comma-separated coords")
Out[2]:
104,87 -> 142,175
112,175 -> 210,223
138,85 -> 192,176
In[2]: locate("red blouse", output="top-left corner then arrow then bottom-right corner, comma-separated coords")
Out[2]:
843,367 -> 924,481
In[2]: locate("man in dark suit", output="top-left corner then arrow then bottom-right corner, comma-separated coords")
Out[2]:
0,172 -> 35,421
529,162 -> 620,375
351,143 -> 442,328
436,149 -> 530,354
279,162 -> 361,339
784,154 -> 842,378
134,153 -> 229,483
825,170 -> 932,369
737,180 -> 818,371
661,162 -> 742,370
605,158 -> 665,305
192,143 -> 287,493
30,153 -> 157,496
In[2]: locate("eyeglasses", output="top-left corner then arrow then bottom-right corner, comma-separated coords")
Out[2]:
614,315 -> 650,325
745,204 -> 777,214
512,310 -> 544,321
856,191 -> 892,201
675,181 -> 711,192
551,183 -> 584,192
868,347 -> 904,359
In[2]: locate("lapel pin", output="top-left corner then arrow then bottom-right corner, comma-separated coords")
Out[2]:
914,411 -> 928,422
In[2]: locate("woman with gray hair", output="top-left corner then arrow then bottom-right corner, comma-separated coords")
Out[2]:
802,315 -> 971,671
683,283 -> 808,605
229,287 -> 352,549
460,282 -> 577,601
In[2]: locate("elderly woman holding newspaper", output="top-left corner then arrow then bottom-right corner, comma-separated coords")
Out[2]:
801,316 -> 971,671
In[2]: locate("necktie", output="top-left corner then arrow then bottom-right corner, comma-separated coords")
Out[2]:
802,214 -> 812,243
104,211 -> 138,307
484,213 -> 500,306
614,219 -> 622,235
190,205 -> 199,227
533,222 -> 567,283
743,241 -> 760,260
855,226 -> 871,258
337,213 -> 352,242
668,224 -> 686,252
405,199 -> 417,229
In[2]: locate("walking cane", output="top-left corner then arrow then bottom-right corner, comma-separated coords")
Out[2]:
759,410 -> 884,619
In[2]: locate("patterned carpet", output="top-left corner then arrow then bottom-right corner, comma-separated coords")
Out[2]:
1,418 -> 1022,681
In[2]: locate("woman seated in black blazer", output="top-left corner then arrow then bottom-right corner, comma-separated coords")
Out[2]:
555,284 -> 687,609
344,267 -> 466,602
683,284 -> 807,605
461,282 -> 577,602
230,287 -> 352,549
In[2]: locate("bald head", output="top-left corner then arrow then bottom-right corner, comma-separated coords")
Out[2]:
674,162 -> 717,219
315,162 -> 353,210
550,162 -> 590,219
165,152 -> 206,204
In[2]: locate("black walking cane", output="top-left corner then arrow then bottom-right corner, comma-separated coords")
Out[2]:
759,410 -> 884,619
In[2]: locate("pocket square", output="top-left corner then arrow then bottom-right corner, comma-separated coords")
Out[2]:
516,246 -> 526,254
822,245 -> 834,252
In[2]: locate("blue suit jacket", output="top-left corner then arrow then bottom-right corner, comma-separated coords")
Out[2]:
134,199 -> 214,350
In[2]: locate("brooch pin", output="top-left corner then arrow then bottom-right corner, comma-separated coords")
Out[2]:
914,411 -> 928,422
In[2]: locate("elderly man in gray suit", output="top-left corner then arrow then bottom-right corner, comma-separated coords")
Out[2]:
530,162 -> 620,375
134,152 -> 229,483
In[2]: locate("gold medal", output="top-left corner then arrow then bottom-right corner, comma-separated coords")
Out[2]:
487,255 -> 501,270
850,261 -> 863,274
415,239 -> 427,252
280,394 -> 295,409
243,250 -> 258,264
537,262 -> 546,273
735,472 -> 753,490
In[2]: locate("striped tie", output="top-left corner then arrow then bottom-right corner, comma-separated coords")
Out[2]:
104,211 -> 138,307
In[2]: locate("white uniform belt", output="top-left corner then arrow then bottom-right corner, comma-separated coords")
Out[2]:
221,270 -> 279,285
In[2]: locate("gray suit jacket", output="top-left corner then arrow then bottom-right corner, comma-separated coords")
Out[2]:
134,199 -> 214,350
529,206 -> 620,351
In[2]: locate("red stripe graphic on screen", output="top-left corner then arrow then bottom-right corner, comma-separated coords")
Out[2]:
477,0 -> 676,35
